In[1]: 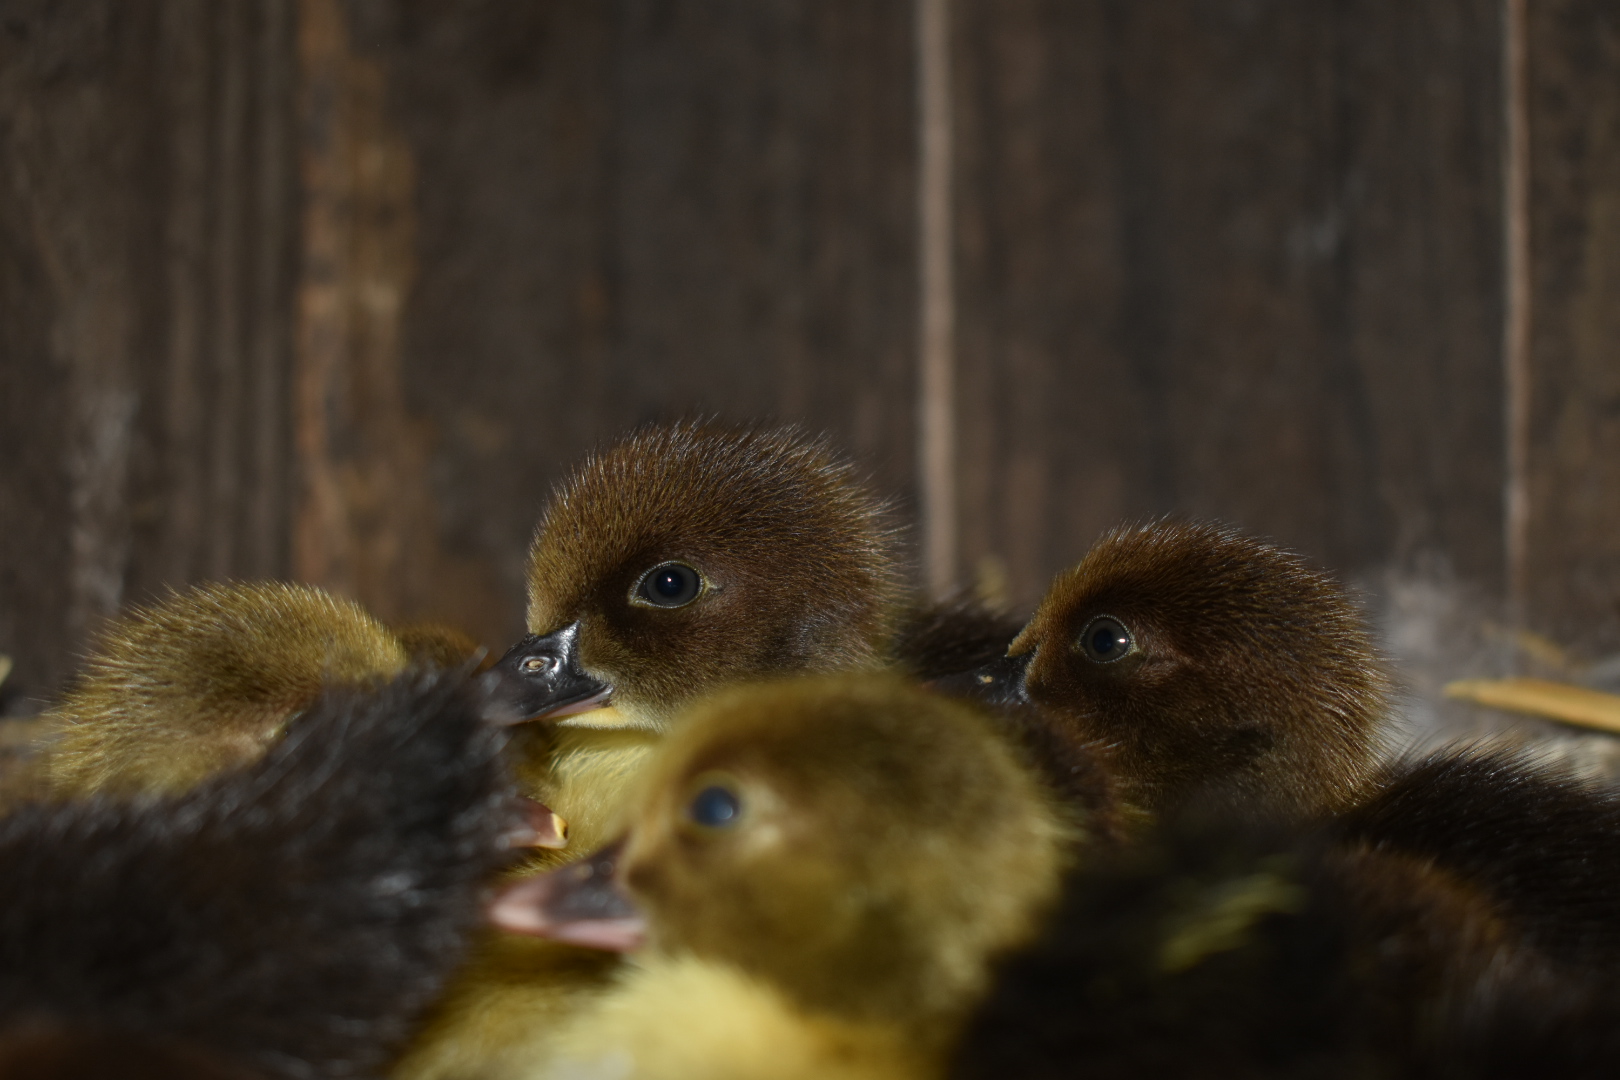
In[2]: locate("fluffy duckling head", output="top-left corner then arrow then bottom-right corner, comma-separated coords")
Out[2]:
1004,521 -> 1389,820
495,676 -> 1069,1031
46,582 -> 411,796
505,424 -> 901,727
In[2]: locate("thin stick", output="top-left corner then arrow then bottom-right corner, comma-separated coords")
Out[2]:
1445,677 -> 1620,736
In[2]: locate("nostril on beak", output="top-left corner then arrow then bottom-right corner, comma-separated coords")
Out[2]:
491,621 -> 613,722
520,654 -> 560,677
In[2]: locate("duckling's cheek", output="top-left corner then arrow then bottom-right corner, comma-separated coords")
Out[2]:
1025,654 -> 1095,710
623,857 -> 666,905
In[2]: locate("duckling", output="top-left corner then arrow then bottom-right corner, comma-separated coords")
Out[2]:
493,421 -> 905,857
0,669 -> 523,1080
952,747 -> 1620,1079
490,675 -> 1081,1080
965,520 -> 1390,823
43,582 -> 484,797
504,422 -> 902,723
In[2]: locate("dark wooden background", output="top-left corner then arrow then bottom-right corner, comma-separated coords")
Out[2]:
2,0 -> 1617,709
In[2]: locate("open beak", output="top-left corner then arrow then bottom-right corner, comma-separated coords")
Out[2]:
489,621 -> 614,722
504,797 -> 570,850
488,839 -> 647,951
929,648 -> 1033,707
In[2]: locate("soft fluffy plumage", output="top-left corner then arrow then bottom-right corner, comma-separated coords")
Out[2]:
1004,520 -> 1391,821
0,670 -> 519,1080
952,747 -> 1620,1080
524,421 -> 902,727
887,594 -> 1028,684
44,582 -> 425,796
497,676 -> 1077,1080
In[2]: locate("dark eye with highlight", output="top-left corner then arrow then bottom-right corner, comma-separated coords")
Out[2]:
635,562 -> 702,608
1078,615 -> 1133,663
687,784 -> 743,829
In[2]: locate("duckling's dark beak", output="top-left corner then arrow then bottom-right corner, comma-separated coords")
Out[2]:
488,839 -> 646,951
929,649 -> 1032,707
489,622 -> 614,721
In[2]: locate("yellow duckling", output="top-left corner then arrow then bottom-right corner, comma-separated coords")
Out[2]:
491,676 -> 1078,1080
45,581 -> 425,796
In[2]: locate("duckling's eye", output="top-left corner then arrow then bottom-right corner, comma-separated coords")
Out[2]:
687,784 -> 743,829
634,562 -> 702,608
1078,616 -> 1133,663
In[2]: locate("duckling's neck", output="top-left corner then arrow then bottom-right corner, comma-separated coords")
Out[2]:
563,703 -> 666,732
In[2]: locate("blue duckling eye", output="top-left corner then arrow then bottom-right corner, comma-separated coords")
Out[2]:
1078,615 -> 1133,663
688,784 -> 743,829
635,562 -> 703,608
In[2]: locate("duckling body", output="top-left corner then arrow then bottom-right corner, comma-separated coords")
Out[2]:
0,671 -> 520,1080
493,676 -> 1083,1080
392,934 -> 618,1080
952,746 -> 1620,1079
887,594 -> 1027,684
543,955 -> 922,1080
42,582 -> 476,796
1336,746 -> 1620,973
979,521 -> 1390,824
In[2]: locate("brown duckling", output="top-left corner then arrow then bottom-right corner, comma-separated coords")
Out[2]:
496,422 -> 1014,722
493,421 -> 905,859
490,676 -> 1082,1080
952,745 -> 1620,1079
501,421 -> 902,725
0,670 -> 523,1080
43,582 -> 487,798
961,520 -> 1390,824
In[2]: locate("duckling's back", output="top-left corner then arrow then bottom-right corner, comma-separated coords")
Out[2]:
45,582 -> 410,796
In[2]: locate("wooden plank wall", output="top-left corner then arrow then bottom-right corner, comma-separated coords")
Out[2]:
345,0 -> 920,639
1524,1 -> 1620,654
953,0 -> 1508,608
0,1 -> 298,702
1,0 -> 1616,708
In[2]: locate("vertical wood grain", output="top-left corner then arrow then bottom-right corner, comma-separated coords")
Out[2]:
953,0 -> 1506,608
1503,0 -> 1532,618
0,3 -> 298,703
1521,0 -> 1620,655
359,0 -> 919,638
917,0 -> 958,597
4,1 -> 1618,703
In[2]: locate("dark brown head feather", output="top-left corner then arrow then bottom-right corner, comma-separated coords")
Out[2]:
525,422 -> 901,725
1013,520 -> 1390,820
